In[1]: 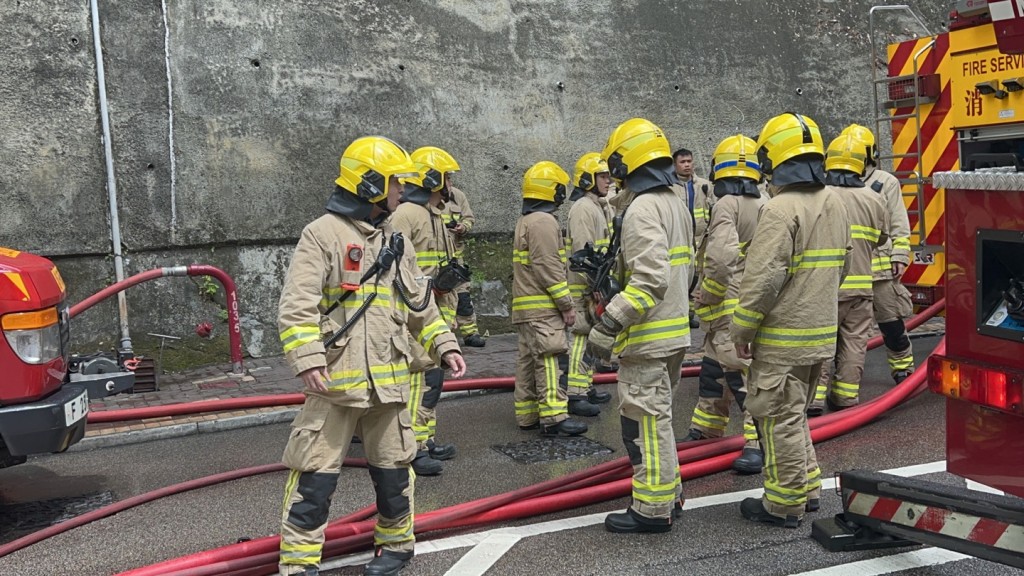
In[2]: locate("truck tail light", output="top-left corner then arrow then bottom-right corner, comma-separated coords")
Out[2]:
928,355 -> 1024,416
1,306 -> 62,364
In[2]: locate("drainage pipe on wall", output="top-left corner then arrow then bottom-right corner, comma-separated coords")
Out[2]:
89,0 -> 132,352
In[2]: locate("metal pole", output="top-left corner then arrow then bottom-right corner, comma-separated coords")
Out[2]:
89,0 -> 132,352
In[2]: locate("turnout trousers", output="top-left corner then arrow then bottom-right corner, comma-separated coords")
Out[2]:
690,328 -> 758,448
813,297 -> 873,409
618,349 -> 687,520
873,278 -> 915,377
745,359 -> 823,520
279,394 -> 415,574
514,316 -> 569,427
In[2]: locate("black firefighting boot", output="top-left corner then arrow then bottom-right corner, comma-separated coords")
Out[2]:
689,310 -> 700,329
739,497 -> 800,528
541,418 -> 588,437
732,447 -> 764,475
426,438 -> 457,461
411,450 -> 443,476
463,334 -> 486,348
568,395 -> 600,417
806,405 -> 824,417
678,429 -> 708,443
364,546 -> 413,576
286,567 -> 319,576
595,361 -> 619,374
826,396 -> 856,412
893,369 -> 912,384
605,507 -> 673,533
806,498 -> 820,512
587,387 -> 612,404
674,497 -> 685,519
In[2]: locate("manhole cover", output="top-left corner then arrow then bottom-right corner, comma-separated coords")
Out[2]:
492,436 -> 614,464
0,491 -> 116,543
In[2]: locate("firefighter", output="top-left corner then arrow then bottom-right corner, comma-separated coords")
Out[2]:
684,135 -> 767,475
588,118 -> 693,533
841,124 -> 915,383
430,149 -> 486,348
674,147 -> 714,329
809,134 -> 890,414
389,157 -> 464,476
276,136 -> 467,576
561,152 -> 615,417
512,161 -> 588,437
731,113 -> 850,528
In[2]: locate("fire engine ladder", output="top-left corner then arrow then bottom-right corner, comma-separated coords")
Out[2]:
869,5 -> 936,253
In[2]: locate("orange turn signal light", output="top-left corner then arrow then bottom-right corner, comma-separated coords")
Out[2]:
1,306 -> 59,330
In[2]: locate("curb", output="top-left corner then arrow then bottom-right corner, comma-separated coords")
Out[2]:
72,408 -> 300,452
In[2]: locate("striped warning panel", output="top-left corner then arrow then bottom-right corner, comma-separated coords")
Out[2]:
885,34 -> 957,288
847,490 -> 1024,553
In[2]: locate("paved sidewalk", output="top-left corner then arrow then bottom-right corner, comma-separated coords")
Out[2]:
81,317 -> 946,446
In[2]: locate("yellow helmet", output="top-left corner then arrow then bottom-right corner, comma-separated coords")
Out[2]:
400,161 -> 444,193
840,124 -> 879,165
571,152 -> 609,199
825,134 -> 867,175
522,161 -> 569,204
601,118 -> 672,181
711,135 -> 761,181
335,136 -> 417,203
755,113 -> 824,175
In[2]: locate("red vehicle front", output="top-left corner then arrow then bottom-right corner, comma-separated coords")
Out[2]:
0,247 -> 88,468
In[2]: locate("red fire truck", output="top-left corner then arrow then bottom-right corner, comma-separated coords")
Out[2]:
0,247 -> 133,468
814,2 -> 1024,568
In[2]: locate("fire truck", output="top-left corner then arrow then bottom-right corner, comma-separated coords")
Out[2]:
0,247 -> 134,468
813,2 -> 1024,568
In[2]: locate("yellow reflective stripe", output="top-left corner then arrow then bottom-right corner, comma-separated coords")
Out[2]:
871,257 -> 891,272
693,208 -> 710,219
644,414 -> 657,487
701,277 -> 728,298
416,250 -> 447,268
850,224 -> 881,242
369,363 -> 410,387
558,248 -> 567,264
280,324 -> 320,352
511,294 -> 557,311
833,380 -> 859,398
669,245 -> 692,266
515,400 -> 539,415
621,285 -> 656,314
891,237 -> 911,250
282,469 -> 300,517
632,477 -> 680,505
439,306 -> 455,326
566,334 -> 591,389
614,317 -> 690,352
280,541 -> 322,564
417,319 -> 449,348
538,355 -> 567,417
839,275 -> 873,291
738,241 -> 750,258
374,516 -> 414,544
547,281 -> 570,300
814,383 -> 827,401
512,249 -> 531,265
888,356 -> 914,371
691,408 -> 728,431
568,283 -> 587,298
732,306 -> 764,329
789,248 -> 846,273
320,285 -> 404,311
594,238 -> 610,248
754,325 -> 837,348
327,369 -> 366,391
743,423 -> 758,441
695,298 -> 737,322
807,466 -> 822,491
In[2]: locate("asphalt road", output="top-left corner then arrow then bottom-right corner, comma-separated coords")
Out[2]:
1,335 -> 1020,576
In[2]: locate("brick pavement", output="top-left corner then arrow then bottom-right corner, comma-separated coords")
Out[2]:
83,317 -> 946,439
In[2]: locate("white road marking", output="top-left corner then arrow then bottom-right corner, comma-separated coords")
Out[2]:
322,460 -> 949,570
442,533 -> 522,576
966,479 -> 1005,495
787,547 -> 970,575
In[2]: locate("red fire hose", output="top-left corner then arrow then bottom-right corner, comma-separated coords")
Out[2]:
70,265 -> 244,373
